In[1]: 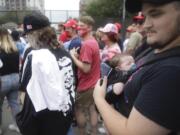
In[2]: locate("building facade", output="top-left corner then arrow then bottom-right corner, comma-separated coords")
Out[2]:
0,0 -> 5,10
0,0 -> 44,11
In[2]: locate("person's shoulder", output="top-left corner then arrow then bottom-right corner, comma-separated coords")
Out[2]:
85,37 -> 97,43
72,36 -> 81,42
52,47 -> 72,58
157,57 -> 180,68
130,31 -> 142,39
144,57 -> 180,76
70,37 -> 81,46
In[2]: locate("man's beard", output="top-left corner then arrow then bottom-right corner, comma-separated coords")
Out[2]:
148,20 -> 180,49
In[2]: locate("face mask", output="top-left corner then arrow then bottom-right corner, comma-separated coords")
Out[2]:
65,31 -> 71,37
78,27 -> 89,37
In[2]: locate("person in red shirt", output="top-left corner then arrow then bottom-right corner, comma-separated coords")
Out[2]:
70,16 -> 100,135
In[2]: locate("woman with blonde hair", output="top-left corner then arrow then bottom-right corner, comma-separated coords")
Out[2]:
0,26 -> 20,134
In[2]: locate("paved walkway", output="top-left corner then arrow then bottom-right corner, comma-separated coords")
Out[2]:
1,99 -> 20,135
1,99 -> 106,135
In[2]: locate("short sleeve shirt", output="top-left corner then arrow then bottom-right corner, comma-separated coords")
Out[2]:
123,57 -> 180,133
77,38 -> 100,91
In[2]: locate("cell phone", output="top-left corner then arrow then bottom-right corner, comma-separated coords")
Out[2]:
100,78 -> 103,86
100,62 -> 112,78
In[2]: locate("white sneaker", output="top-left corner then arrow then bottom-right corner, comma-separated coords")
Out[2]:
98,127 -> 107,134
8,124 -> 20,133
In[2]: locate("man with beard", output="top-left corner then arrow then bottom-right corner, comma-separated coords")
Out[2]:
70,16 -> 100,135
93,0 -> 180,135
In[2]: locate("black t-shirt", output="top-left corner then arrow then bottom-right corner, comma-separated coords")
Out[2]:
0,50 -> 19,75
122,56 -> 180,133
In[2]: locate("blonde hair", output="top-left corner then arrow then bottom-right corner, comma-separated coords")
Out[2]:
109,53 -> 133,68
0,27 -> 17,53
26,26 -> 60,49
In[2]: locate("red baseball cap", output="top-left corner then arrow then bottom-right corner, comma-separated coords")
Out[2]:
63,19 -> 78,29
114,22 -> 122,31
133,12 -> 144,20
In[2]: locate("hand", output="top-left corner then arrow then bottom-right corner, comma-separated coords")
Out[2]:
70,47 -> 79,58
93,76 -> 108,102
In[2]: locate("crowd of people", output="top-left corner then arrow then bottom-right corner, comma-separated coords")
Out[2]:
0,0 -> 180,134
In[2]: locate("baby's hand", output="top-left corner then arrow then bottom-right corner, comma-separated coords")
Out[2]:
113,82 -> 125,95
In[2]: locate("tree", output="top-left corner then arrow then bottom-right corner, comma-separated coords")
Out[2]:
85,0 -> 123,18
0,10 -> 33,25
84,0 -> 134,30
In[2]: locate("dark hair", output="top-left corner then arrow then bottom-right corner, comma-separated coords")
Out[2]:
38,27 -> 60,49
106,32 -> 118,43
133,19 -> 144,25
11,30 -> 20,41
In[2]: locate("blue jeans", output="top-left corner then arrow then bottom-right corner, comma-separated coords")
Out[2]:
0,73 -> 20,125
67,125 -> 74,135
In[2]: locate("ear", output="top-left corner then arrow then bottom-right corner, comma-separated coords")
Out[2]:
88,25 -> 93,31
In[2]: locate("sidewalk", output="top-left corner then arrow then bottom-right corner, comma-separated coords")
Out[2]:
2,99 -> 106,135
1,99 -> 20,135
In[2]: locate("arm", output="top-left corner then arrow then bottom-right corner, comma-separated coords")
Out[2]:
70,48 -> 91,73
19,55 -> 32,91
93,77 -> 170,135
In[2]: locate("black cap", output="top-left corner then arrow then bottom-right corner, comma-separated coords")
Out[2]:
23,12 -> 50,33
126,0 -> 179,13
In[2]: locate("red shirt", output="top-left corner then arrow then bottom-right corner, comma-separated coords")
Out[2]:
77,38 -> 100,92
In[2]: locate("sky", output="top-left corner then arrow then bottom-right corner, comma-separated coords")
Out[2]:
45,0 -> 80,10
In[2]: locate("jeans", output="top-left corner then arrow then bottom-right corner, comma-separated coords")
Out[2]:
67,125 -> 74,135
0,73 -> 20,125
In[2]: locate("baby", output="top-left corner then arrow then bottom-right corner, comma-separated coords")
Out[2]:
101,53 -> 136,104
109,53 -> 135,93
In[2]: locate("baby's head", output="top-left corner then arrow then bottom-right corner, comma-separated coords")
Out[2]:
109,53 -> 135,71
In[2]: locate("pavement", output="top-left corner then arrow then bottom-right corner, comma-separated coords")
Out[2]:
1,99 -> 20,135
1,99 -> 106,135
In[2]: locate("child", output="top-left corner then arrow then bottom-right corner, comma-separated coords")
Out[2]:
99,53 -> 136,134
101,53 -> 136,104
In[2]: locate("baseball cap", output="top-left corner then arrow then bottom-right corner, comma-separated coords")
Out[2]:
133,12 -> 144,20
63,19 -> 78,29
99,23 -> 118,34
23,12 -> 50,33
126,0 -> 180,13
114,22 -> 122,31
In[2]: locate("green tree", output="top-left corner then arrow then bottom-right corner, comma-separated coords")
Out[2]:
0,12 -> 17,24
85,0 -> 123,18
0,10 -> 33,25
84,0 -> 134,30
